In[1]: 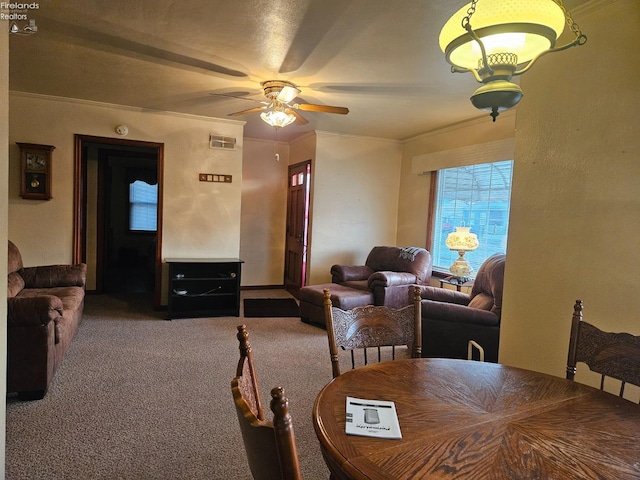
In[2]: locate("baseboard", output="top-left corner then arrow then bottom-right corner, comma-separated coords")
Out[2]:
241,284 -> 286,290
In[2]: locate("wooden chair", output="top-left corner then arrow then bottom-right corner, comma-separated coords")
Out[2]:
231,325 -> 302,480
566,300 -> 640,400
323,286 -> 422,378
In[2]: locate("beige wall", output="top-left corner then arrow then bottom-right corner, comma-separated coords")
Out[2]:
1,25 -> 9,478
307,132 -> 403,285
500,0 -> 640,400
240,139 -> 289,286
9,93 -> 244,303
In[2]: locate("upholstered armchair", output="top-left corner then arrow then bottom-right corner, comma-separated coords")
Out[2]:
418,253 -> 506,363
330,246 -> 432,308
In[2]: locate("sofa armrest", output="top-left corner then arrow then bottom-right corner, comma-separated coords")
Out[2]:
422,300 -> 499,327
7,295 -> 63,326
21,264 -> 87,289
417,285 -> 471,305
331,264 -> 374,283
368,271 -> 417,289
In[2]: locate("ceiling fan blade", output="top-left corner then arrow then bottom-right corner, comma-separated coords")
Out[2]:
227,106 -> 266,117
293,103 -> 349,115
287,109 -> 309,125
277,85 -> 301,103
209,92 -> 267,104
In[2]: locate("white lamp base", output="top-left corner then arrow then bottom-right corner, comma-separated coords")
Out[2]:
449,251 -> 474,281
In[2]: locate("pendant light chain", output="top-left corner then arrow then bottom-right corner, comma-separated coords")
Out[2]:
552,0 -> 586,42
461,0 -> 491,75
462,0 -> 479,30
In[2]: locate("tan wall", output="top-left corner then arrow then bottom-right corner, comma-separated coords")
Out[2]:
9,93 -> 244,304
307,132 -> 403,285
240,139 -> 289,286
0,26 -> 9,478
500,0 -> 640,400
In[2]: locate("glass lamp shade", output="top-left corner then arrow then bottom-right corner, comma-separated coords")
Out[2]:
446,227 -> 479,279
260,110 -> 296,128
445,226 -> 479,251
439,0 -> 566,70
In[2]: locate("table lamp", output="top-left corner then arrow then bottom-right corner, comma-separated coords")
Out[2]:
445,226 -> 479,281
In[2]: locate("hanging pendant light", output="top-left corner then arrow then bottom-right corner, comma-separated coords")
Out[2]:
439,0 -> 587,121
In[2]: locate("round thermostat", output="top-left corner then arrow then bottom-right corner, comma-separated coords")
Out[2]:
115,125 -> 129,136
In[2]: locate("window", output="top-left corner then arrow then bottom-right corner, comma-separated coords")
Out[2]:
129,180 -> 158,232
430,160 -> 513,273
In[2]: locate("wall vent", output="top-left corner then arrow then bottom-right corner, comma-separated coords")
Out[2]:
209,135 -> 236,150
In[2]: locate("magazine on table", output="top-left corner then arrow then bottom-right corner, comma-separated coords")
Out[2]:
345,396 -> 402,439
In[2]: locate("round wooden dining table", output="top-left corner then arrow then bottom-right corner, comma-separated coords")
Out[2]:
313,358 -> 640,479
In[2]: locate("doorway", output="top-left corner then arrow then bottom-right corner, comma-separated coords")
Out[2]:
73,135 -> 164,309
284,160 -> 311,298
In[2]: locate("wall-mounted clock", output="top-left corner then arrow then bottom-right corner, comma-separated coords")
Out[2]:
17,142 -> 55,200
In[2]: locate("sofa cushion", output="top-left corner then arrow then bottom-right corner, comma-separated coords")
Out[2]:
7,272 -> 25,298
18,286 -> 86,314
339,280 -> 370,292
21,264 -> 87,289
468,292 -> 494,311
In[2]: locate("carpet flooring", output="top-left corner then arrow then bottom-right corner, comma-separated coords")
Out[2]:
5,290 -> 336,480
243,298 -> 300,318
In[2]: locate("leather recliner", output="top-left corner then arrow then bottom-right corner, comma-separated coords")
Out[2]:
418,253 -> 506,363
330,246 -> 433,308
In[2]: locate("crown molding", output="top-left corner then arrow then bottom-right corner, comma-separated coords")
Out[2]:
9,90 -> 246,126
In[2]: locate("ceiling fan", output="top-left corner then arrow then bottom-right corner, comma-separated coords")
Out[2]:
216,80 -> 349,127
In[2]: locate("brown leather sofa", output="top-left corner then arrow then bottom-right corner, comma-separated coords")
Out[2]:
418,253 -> 506,363
7,240 -> 87,400
299,246 -> 432,327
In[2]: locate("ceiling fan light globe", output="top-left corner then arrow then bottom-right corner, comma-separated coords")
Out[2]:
260,110 -> 296,128
440,0 -> 566,70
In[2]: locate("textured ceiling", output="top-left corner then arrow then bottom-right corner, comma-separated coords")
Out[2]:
8,0 -> 587,142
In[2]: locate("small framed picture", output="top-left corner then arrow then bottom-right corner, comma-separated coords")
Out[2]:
17,143 -> 55,200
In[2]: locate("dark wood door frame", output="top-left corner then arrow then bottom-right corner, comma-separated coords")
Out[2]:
73,134 -> 164,309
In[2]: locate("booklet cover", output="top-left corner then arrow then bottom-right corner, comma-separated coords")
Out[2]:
345,396 -> 402,439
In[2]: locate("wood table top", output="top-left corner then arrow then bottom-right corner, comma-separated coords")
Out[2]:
313,358 -> 640,480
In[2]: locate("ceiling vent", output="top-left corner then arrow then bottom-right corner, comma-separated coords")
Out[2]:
209,135 -> 236,150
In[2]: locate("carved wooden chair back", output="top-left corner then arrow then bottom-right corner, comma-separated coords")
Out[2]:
231,325 -> 302,479
323,286 -> 422,378
566,300 -> 640,401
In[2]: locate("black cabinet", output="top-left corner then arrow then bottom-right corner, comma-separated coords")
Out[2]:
166,258 -> 243,319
